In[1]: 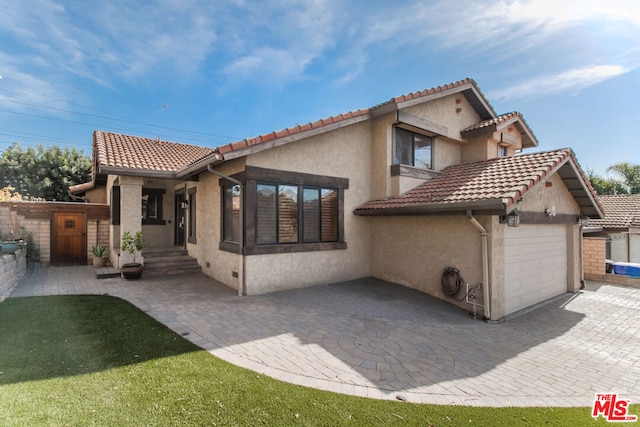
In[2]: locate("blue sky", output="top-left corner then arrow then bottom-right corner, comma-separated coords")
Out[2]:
0,0 -> 638,176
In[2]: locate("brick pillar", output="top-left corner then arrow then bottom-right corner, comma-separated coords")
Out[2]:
584,237 -> 606,276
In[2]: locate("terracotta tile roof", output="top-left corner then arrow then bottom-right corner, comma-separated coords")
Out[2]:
461,111 -> 539,148
217,78 -> 495,157
355,149 -> 576,214
94,131 -> 215,173
371,77 -> 491,111
589,194 -> 640,228
463,111 -> 521,132
217,109 -> 370,155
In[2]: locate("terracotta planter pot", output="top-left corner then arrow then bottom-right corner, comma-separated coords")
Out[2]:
121,263 -> 143,280
92,256 -> 107,268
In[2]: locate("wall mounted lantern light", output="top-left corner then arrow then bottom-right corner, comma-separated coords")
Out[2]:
507,209 -> 520,227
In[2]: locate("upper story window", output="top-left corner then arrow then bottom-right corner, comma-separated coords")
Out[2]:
394,127 -> 433,169
498,144 -> 508,157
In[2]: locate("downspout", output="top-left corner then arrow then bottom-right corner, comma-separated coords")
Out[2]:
579,220 -> 585,289
67,190 -> 87,202
207,164 -> 244,297
467,211 -> 491,320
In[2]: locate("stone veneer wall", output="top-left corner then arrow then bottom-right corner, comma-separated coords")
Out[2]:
0,248 -> 27,302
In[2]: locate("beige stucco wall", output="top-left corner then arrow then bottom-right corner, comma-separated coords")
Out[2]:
403,93 -> 482,141
368,215 -> 489,312
433,137 -> 462,170
141,178 -> 182,248
241,121 -> 372,294
84,186 -> 107,204
518,173 -> 581,215
191,159 -> 245,292
370,113 -> 394,200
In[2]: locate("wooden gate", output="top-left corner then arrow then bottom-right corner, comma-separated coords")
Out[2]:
52,212 -> 87,264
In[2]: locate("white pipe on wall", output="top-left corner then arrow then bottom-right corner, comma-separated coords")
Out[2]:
467,211 -> 491,320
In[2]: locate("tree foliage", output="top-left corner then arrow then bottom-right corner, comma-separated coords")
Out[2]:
0,143 -> 92,201
587,169 -> 629,195
607,162 -> 640,194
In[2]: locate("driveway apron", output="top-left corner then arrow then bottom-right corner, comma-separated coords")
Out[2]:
11,265 -> 640,407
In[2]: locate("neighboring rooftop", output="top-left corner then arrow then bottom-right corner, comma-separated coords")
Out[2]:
354,148 -> 602,218
589,194 -> 640,228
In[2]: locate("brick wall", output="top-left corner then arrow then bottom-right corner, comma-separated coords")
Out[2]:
0,248 -> 27,302
584,237 -> 607,276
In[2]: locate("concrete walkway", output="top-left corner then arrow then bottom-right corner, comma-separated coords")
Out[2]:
11,265 -> 640,407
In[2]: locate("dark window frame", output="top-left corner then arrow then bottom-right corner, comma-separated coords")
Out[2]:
188,187 -> 197,244
221,182 -> 241,250
142,188 -> 166,225
394,126 -> 434,170
219,167 -> 348,255
111,185 -> 121,225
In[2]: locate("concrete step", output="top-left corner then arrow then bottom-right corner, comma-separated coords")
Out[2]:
143,248 -> 189,258
143,263 -> 202,276
141,247 -> 201,276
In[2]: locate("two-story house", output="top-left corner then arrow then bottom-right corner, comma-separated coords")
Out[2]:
70,78 -> 603,321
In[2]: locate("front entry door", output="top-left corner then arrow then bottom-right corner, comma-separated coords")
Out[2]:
175,193 -> 186,247
52,212 -> 86,264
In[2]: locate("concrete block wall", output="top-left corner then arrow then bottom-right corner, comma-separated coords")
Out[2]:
0,205 -> 12,238
87,219 -> 110,264
584,237 -> 607,276
19,216 -> 51,263
0,205 -> 50,263
0,248 -> 27,302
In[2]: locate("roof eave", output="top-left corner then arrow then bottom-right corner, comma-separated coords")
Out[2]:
371,81 -> 496,121
354,199 -> 505,216
176,153 -> 225,178
98,165 -> 178,179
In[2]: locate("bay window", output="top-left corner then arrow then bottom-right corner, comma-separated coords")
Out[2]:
220,166 -> 347,255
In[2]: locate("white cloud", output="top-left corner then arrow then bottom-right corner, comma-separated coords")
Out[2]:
0,52 -> 75,111
488,65 -> 629,101
0,0 -> 219,84
220,0 -> 339,84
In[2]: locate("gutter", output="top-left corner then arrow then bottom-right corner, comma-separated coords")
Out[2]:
466,210 -> 491,320
207,163 -> 244,297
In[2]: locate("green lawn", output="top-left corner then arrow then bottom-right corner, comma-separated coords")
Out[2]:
0,295 -> 634,426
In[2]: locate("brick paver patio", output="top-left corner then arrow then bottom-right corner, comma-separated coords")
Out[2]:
10,265 -> 640,407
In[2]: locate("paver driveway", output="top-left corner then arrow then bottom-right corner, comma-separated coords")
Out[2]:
11,265 -> 640,407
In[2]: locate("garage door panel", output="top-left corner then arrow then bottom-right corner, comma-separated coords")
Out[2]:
504,225 -> 568,315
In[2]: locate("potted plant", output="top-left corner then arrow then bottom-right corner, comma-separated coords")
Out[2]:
1,211 -> 20,253
91,244 -> 108,267
120,231 -> 144,280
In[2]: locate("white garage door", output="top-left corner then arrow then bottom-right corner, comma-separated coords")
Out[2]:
504,225 -> 567,315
